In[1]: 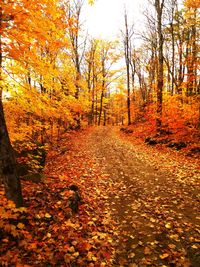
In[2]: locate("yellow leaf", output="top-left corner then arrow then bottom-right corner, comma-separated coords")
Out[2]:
92,235 -> 98,240
168,244 -> 176,249
92,256 -> 97,262
169,234 -> 180,241
47,233 -> 51,238
45,213 -> 51,218
144,247 -> 151,255
165,222 -> 172,229
73,252 -> 79,258
88,0 -> 94,5
128,252 -> 135,258
65,221 -> 77,228
87,251 -> 93,260
8,201 -> 16,208
17,222 -> 25,229
18,207 -> 27,213
160,253 -> 169,259
68,246 -> 75,253
29,243 -> 37,249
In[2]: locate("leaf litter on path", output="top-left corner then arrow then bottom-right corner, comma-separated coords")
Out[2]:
84,127 -> 200,266
1,126 -> 199,266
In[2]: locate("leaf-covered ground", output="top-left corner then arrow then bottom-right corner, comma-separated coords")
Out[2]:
0,129 -> 116,266
0,126 -> 199,266
86,127 -> 200,266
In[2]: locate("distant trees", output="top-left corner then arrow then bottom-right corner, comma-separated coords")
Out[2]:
83,0 -> 199,132
84,39 -> 119,126
115,0 -> 199,134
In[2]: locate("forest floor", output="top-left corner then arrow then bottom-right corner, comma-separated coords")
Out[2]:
81,126 -> 200,267
0,126 -> 200,266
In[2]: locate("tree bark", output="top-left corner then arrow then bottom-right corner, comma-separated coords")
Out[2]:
0,99 -> 23,207
124,10 -> 131,125
98,90 -> 104,126
67,0 -> 85,128
170,21 -> 175,95
155,0 -> 164,130
186,9 -> 197,96
98,51 -> 106,126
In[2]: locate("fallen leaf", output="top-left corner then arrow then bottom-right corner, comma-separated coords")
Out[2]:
168,244 -> 176,249
165,223 -> 172,229
150,218 -> 156,223
144,247 -> 151,255
192,245 -> 198,249
128,252 -> 135,258
46,233 -> 51,238
17,222 -> 25,229
160,253 -> 169,259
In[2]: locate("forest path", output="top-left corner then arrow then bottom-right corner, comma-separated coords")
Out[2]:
82,126 -> 200,267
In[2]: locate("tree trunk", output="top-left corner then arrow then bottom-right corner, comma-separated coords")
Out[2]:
186,9 -> 197,96
155,0 -> 164,130
103,109 -> 106,126
176,12 -> 185,93
0,99 -> 23,207
98,55 -> 106,126
90,68 -> 96,125
95,93 -> 98,125
171,21 -> 175,95
98,90 -> 104,126
124,11 -> 131,125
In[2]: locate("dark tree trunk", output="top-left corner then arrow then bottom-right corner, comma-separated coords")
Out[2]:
176,13 -> 185,93
95,93 -> 98,125
155,0 -> 164,130
171,21 -> 175,95
124,10 -> 131,126
98,56 -> 106,126
90,69 -> 96,125
67,1 -> 85,128
0,99 -> 23,207
98,90 -> 104,126
103,110 -> 106,126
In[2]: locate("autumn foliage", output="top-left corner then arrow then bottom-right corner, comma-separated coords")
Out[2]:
1,0 -> 199,148
0,130 -> 116,266
0,0 -> 199,265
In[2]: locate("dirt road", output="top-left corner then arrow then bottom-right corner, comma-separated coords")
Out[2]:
82,127 -> 200,266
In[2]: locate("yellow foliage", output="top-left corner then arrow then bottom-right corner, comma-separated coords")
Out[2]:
88,0 -> 94,5
184,0 -> 200,8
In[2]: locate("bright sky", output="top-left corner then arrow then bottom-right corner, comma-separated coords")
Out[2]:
84,0 -> 146,40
